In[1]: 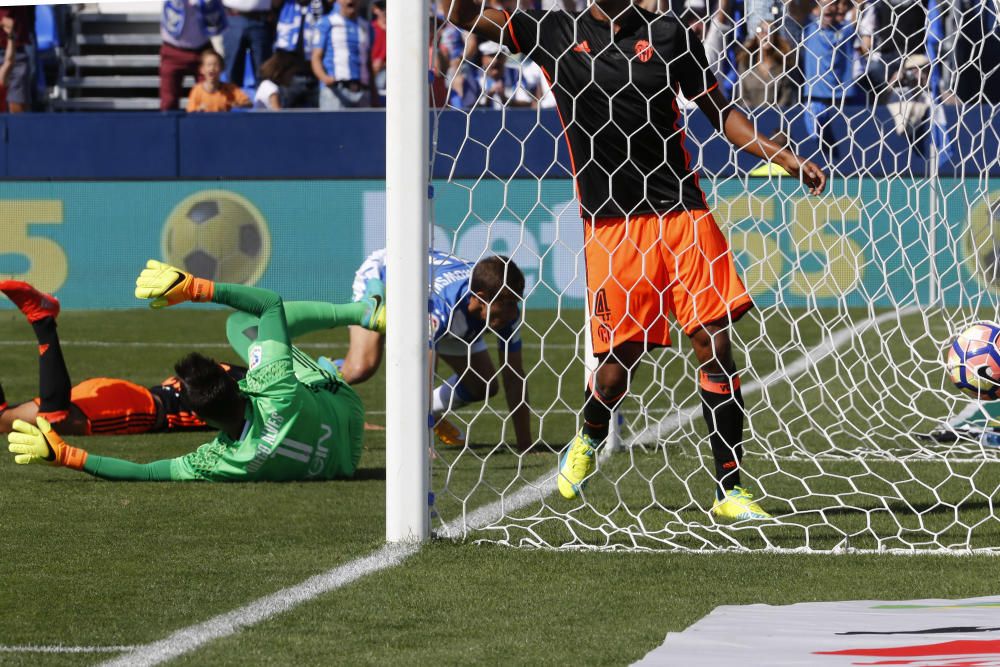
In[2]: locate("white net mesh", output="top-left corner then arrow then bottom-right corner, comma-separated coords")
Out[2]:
426,0 -> 1000,553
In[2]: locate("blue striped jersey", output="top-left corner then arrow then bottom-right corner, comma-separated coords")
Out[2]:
425,251 -> 522,352
313,5 -> 372,84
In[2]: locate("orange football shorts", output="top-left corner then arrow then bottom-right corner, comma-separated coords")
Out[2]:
584,209 -> 753,356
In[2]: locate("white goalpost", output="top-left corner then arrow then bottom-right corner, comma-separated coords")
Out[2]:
409,0 -> 1000,553
384,0 -> 430,543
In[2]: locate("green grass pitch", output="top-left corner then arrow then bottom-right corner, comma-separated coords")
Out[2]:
1,307 -> 998,665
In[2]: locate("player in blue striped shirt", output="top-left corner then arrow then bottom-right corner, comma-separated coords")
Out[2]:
311,0 -> 373,109
335,249 -> 533,452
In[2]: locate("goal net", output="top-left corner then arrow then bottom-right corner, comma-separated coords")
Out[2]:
424,0 -> 1000,553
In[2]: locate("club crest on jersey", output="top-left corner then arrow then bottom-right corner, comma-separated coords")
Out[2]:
634,39 -> 654,62
249,344 -> 263,369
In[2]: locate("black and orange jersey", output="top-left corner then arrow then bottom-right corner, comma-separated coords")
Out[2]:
66,378 -> 159,435
149,363 -> 248,432
503,7 -> 716,218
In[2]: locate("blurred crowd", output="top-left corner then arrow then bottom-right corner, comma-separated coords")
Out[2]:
0,0 -> 997,116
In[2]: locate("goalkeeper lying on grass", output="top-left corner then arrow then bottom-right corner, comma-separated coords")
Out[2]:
6,260 -> 386,482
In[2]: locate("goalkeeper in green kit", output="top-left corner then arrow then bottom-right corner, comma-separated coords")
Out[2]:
6,260 -> 385,482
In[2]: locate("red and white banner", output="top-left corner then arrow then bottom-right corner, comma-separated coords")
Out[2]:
635,596 -> 1000,666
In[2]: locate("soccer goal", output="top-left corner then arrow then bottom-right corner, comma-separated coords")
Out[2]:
391,1 -> 1000,554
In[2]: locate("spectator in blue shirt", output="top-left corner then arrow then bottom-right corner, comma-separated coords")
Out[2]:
801,0 -> 862,166
275,0 -> 328,56
311,0 -> 373,109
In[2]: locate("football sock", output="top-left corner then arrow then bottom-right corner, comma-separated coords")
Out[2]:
700,370 -> 745,499
582,383 -> 623,444
32,317 -> 72,418
431,374 -> 474,419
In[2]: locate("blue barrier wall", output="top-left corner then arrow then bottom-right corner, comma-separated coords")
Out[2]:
3,107 -> 999,180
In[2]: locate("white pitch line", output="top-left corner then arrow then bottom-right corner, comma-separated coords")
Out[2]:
437,307 -> 913,537
97,542 -> 420,667
0,645 -> 138,654
67,308 -> 909,663
628,308 -> 913,447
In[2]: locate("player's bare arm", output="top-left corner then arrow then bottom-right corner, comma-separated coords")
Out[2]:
445,0 -> 508,45
500,348 -> 532,452
693,85 -> 828,196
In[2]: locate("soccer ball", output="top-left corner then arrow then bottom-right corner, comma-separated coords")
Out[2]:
161,190 -> 271,285
946,322 -> 1000,400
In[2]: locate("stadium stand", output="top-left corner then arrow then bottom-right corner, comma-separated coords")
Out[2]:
59,8 -> 176,111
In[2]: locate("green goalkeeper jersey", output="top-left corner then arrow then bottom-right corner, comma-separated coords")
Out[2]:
80,285 -> 366,482
169,340 -> 364,482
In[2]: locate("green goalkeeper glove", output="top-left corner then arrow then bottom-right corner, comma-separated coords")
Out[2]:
135,259 -> 215,309
8,417 -> 88,469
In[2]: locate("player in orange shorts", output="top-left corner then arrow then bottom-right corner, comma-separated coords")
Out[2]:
452,0 -> 827,520
0,280 -> 245,436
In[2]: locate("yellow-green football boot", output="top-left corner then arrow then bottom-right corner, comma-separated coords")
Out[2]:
360,278 -> 386,333
711,486 -> 772,521
558,432 -> 597,499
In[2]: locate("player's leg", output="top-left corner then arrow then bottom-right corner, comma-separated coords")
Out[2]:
283,297 -> 384,339
433,343 -> 498,446
689,323 -> 766,520
581,212 -> 664,444
557,342 -> 645,499
263,276 -> 388,386
225,287 -> 387,364
688,322 -> 747,493
436,349 -> 499,405
663,210 -> 766,520
0,281 -> 74,424
584,344 -> 643,443
560,214 -> 668,499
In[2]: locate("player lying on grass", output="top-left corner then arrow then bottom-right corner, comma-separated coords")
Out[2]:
334,248 -> 532,452
6,261 -> 386,481
450,0 -> 827,520
0,280 -> 246,436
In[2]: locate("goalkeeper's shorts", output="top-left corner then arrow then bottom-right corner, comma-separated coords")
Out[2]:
583,209 -> 753,356
36,378 -> 158,435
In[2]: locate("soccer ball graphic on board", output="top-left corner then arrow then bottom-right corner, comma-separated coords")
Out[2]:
161,190 -> 271,285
